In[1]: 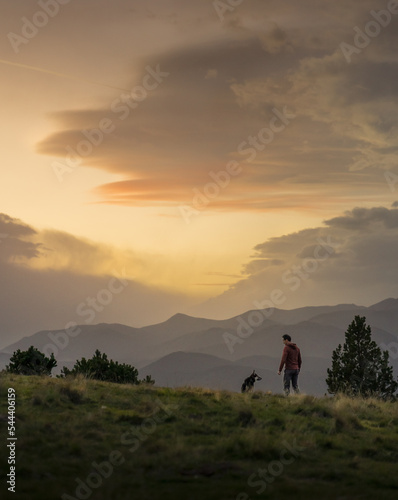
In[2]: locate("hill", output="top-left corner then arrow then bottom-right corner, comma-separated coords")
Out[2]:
0,374 -> 398,500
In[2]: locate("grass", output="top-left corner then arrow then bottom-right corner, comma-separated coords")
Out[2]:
1,374 -> 398,499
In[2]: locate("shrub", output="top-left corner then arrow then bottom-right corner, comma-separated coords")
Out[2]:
60,349 -> 154,385
6,346 -> 57,376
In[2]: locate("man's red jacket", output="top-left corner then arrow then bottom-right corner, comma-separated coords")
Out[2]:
279,342 -> 302,372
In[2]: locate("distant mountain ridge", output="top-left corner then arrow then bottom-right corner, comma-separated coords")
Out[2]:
1,298 -> 397,395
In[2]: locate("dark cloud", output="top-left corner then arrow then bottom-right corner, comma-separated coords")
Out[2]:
242,258 -> 284,276
194,205 -> 398,318
35,0 -> 398,212
325,206 -> 398,230
0,213 -> 36,238
0,214 -> 41,262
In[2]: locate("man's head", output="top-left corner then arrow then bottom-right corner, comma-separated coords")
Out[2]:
282,334 -> 291,344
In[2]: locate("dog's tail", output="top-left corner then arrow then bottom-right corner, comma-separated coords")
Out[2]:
241,382 -> 246,393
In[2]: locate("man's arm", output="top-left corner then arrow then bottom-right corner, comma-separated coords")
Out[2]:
298,349 -> 302,370
278,347 -> 287,374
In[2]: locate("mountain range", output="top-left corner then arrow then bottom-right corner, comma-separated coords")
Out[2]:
1,298 -> 397,395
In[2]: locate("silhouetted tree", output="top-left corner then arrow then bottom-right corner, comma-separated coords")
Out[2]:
141,374 -> 155,385
6,346 -> 57,376
60,349 -> 154,385
326,316 -> 398,399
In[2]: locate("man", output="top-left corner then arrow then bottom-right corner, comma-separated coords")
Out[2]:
277,334 -> 302,396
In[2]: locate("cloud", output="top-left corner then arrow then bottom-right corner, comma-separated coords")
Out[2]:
230,47 -> 398,172
325,206 -> 398,230
193,204 -> 398,318
34,0 -> 398,214
37,35 -> 304,211
0,214 -> 41,263
0,213 -> 197,349
242,258 -> 284,276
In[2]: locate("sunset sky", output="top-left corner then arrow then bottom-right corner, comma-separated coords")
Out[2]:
1,0 -> 398,347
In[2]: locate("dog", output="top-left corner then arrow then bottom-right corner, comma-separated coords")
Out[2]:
241,370 -> 262,393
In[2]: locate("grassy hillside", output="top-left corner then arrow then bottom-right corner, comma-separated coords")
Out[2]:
1,374 -> 398,500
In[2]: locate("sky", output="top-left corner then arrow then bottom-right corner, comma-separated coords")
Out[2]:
1,0 -> 398,348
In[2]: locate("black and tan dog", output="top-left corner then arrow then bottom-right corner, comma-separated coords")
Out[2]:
241,370 -> 262,393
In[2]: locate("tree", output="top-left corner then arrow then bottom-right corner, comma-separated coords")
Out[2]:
60,349 -> 154,385
6,346 -> 57,376
326,316 -> 398,399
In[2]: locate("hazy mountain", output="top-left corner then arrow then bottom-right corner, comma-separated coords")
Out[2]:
1,323 -> 150,365
1,299 -> 397,395
264,303 -> 367,325
140,313 -> 241,340
310,308 -> 398,336
0,352 -> 11,370
369,298 -> 398,311
159,320 -> 348,361
139,313 -> 222,340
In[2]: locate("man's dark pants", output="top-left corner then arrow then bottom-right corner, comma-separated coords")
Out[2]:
283,369 -> 300,395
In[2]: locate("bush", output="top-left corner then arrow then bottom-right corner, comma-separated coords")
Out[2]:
6,346 -> 57,376
60,349 -> 154,385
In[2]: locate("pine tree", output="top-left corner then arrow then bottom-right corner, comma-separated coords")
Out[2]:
326,316 -> 398,399
6,346 -> 57,376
